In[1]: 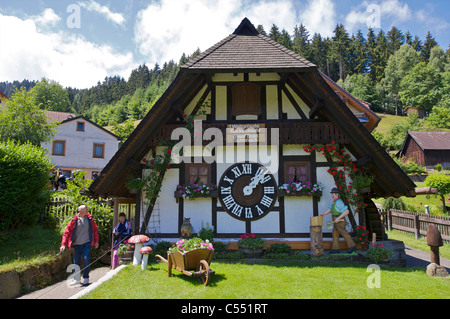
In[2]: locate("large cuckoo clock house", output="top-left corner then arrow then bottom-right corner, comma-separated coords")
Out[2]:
89,18 -> 415,250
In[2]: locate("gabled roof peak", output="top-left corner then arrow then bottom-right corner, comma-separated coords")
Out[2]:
233,17 -> 259,36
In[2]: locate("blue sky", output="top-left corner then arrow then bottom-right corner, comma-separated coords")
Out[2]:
0,0 -> 448,89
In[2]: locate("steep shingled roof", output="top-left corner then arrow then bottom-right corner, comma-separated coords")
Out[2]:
182,18 -> 316,72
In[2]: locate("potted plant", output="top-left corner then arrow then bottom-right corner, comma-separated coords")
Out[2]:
353,225 -> 369,250
365,243 -> 393,263
237,233 -> 266,258
126,177 -> 145,194
351,174 -> 374,193
117,242 -> 134,264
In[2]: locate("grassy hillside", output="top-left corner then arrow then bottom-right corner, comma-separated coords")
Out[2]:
374,113 -> 408,134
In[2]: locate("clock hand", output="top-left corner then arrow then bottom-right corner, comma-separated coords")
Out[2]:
243,171 -> 266,196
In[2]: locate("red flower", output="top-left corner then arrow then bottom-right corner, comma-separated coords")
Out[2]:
167,149 -> 172,155
167,164 -> 172,169
150,160 -> 155,165
142,158 -> 146,163
183,114 -> 187,118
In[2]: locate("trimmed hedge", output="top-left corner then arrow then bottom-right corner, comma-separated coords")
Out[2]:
0,140 -> 52,232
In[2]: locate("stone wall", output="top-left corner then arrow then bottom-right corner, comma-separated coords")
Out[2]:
0,250 -> 73,299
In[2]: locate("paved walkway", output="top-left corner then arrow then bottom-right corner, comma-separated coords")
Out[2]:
16,246 -> 449,299
17,266 -> 113,299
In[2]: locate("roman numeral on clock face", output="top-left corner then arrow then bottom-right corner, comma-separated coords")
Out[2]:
241,163 -> 252,174
221,186 -> 231,195
260,195 -> 273,207
264,186 -> 275,194
245,207 -> 253,219
231,166 -> 242,178
222,195 -> 236,209
231,204 -> 243,217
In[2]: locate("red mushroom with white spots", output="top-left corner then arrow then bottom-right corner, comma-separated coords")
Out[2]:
139,246 -> 153,270
128,234 -> 150,265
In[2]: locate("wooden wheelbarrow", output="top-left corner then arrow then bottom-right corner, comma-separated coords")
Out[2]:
155,248 -> 215,286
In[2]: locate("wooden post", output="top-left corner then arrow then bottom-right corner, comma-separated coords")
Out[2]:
414,214 -> 420,239
310,226 -> 324,257
372,233 -> 376,246
387,209 -> 392,231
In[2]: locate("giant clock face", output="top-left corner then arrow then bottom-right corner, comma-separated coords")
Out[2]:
218,162 -> 277,221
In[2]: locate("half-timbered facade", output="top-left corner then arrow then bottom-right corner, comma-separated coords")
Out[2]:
89,18 -> 415,248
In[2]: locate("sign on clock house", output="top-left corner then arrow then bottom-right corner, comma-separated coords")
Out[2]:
89,18 -> 415,247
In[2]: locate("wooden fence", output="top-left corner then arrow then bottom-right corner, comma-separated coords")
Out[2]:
379,209 -> 450,242
42,196 -> 75,220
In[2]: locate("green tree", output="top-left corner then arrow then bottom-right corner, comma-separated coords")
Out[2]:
0,87 -> 57,146
269,24 -> 281,43
331,23 -> 350,81
348,30 -> 368,75
372,30 -> 390,82
386,26 -> 405,56
292,24 -> 311,59
425,173 -> 450,213
32,78 -> 71,112
399,62 -> 442,114
381,44 -> 420,114
421,31 -> 438,62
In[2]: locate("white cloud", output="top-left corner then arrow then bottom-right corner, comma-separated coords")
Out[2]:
134,0 -> 303,66
78,0 -> 125,26
32,8 -> 61,27
345,0 -> 412,32
300,0 -> 336,37
0,13 -> 133,88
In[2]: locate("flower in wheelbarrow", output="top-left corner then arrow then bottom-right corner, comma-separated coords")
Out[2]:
201,240 -> 214,250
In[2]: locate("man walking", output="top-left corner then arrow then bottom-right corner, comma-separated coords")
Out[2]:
60,205 -> 99,286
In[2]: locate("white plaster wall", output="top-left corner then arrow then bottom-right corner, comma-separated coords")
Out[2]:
184,198 -> 212,234
284,197 -> 314,233
266,85 -> 278,120
217,211 -> 246,233
215,86 -> 227,120
251,211 -> 279,233
145,168 -> 179,234
285,84 -> 310,119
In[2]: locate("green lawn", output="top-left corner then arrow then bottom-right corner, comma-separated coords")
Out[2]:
0,225 -> 61,273
82,260 -> 450,299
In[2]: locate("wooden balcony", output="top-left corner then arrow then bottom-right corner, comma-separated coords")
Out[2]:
148,121 -> 349,147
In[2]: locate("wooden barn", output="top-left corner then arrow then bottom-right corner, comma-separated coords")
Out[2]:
88,18 -> 415,249
397,131 -> 450,169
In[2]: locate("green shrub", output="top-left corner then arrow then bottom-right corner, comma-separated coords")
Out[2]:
382,197 -> 406,210
211,241 -> 228,252
265,243 -> 292,254
0,140 -> 53,232
404,161 -> 426,174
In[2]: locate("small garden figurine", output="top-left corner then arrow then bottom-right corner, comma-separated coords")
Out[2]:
320,188 -> 356,254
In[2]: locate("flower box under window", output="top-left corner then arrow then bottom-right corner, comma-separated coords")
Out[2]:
278,182 -> 323,200
174,184 -> 218,201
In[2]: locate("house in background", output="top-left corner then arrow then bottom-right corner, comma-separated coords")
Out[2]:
397,131 -> 450,169
42,111 -> 121,179
320,73 -> 381,132
0,89 -> 8,107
